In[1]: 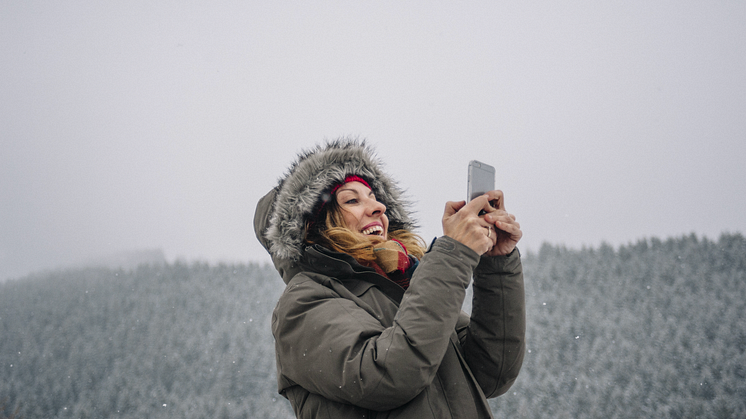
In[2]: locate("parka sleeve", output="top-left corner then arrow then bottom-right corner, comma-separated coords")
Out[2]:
272,236 -> 479,411
459,248 -> 526,398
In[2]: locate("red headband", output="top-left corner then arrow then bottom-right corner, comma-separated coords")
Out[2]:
310,175 -> 372,227
330,175 -> 371,195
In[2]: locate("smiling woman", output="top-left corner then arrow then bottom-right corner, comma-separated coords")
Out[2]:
254,138 -> 526,418
304,177 -> 426,274
336,181 -> 389,239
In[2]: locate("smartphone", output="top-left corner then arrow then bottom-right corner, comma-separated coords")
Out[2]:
467,160 -> 495,202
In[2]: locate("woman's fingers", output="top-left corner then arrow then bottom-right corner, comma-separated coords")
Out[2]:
464,194 -> 494,215
442,197 -> 495,255
473,191 -> 522,256
482,190 -> 505,211
481,206 -> 521,255
442,191 -> 521,256
485,210 -> 515,225
443,200 -> 466,218
491,213 -> 521,237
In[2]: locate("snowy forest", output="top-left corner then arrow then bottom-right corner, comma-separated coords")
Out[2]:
1,233 -> 745,418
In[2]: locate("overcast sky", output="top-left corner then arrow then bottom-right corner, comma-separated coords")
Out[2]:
2,1 -> 745,280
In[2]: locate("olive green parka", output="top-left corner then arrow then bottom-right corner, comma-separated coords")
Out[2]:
254,140 -> 525,418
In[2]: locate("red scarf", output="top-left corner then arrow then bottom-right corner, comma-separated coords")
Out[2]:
366,239 -> 413,289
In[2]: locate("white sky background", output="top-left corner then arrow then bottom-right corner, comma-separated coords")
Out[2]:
2,1 -> 745,279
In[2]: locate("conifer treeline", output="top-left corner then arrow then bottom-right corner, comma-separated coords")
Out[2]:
1,233 -> 744,418
491,233 -> 746,418
1,263 -> 292,419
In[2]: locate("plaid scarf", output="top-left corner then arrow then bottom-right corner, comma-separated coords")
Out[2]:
367,239 -> 417,289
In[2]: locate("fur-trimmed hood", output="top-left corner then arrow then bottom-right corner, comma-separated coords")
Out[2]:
255,138 -> 417,261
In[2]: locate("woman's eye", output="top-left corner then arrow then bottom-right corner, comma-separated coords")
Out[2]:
345,199 -> 358,204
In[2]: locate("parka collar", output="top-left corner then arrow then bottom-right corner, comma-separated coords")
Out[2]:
302,245 -> 406,302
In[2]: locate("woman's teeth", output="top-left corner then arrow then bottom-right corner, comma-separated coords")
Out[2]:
362,226 -> 383,236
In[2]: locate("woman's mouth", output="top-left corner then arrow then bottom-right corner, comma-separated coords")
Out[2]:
361,225 -> 384,236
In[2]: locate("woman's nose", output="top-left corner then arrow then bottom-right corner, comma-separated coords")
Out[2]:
366,198 -> 386,216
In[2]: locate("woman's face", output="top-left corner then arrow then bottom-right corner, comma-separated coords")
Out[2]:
335,181 -> 389,240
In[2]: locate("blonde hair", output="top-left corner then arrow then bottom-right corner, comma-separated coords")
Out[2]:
305,197 -> 426,263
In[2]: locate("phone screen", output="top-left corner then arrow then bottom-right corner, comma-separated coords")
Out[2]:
467,160 -> 495,202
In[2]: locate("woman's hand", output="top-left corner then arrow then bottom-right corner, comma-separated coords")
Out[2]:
482,190 -> 522,256
442,190 -> 522,256
442,195 -> 496,255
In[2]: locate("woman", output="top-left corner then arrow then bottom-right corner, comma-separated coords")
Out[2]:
254,139 -> 525,418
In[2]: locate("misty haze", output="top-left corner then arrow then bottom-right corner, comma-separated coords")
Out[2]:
2,1 -> 745,418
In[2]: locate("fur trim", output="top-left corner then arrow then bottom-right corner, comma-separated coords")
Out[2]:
264,138 -> 416,260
